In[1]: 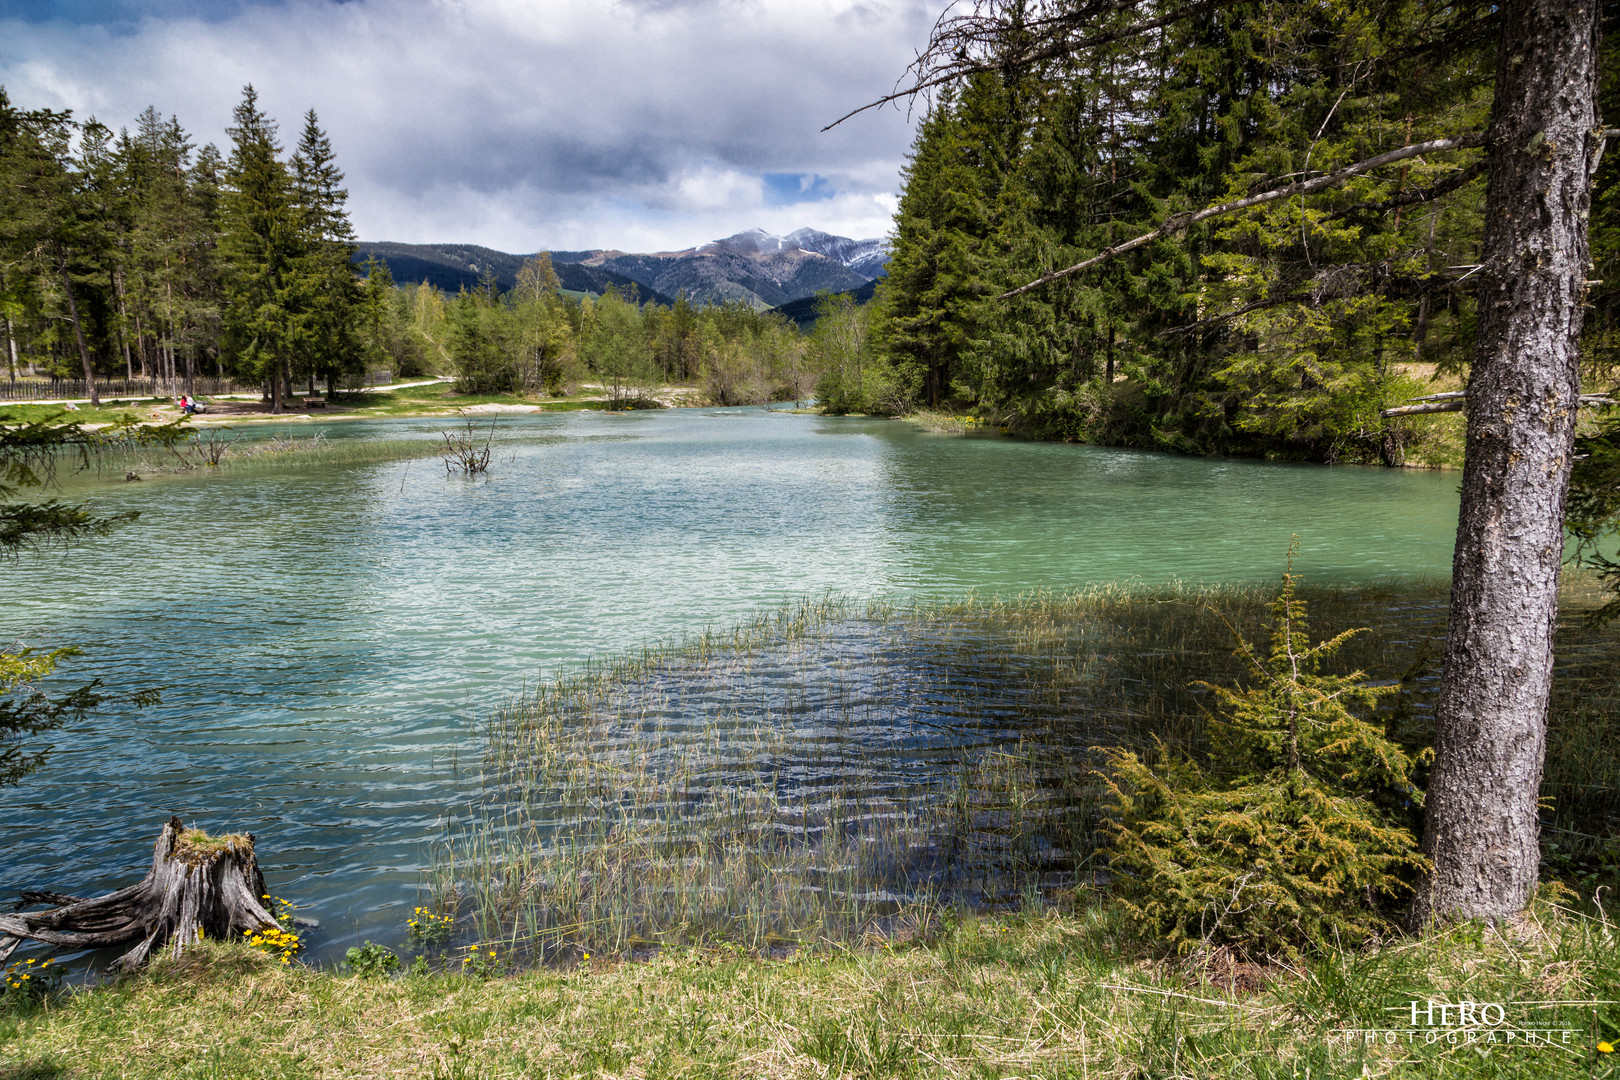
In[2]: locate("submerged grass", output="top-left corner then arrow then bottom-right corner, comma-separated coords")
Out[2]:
438,578 -> 1620,964
77,429 -> 443,481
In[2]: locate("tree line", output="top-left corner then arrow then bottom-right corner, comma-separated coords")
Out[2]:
0,85 -> 370,411
0,81 -> 882,415
401,260 -> 825,408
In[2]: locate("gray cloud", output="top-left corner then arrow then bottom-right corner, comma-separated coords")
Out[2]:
0,0 -> 934,250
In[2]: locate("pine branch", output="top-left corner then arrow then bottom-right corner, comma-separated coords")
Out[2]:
1330,160 -> 1488,220
1158,295 -> 1313,338
998,133 -> 1488,299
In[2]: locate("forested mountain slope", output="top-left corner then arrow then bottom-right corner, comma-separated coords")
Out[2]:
357,228 -> 888,309
352,241 -> 679,306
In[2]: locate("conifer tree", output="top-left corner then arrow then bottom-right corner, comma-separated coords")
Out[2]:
291,109 -> 361,394
0,91 -> 102,400
220,85 -> 300,412
1102,545 -> 1428,958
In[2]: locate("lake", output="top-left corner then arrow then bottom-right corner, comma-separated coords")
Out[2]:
0,408 -> 1460,962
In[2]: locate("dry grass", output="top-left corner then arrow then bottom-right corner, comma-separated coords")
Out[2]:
1390,362 -> 1468,469
6,900 -> 1620,1079
900,410 -> 991,434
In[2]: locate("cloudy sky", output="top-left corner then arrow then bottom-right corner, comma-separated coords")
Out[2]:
0,0 -> 934,251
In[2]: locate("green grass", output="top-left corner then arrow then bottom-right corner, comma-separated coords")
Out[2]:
342,382 -> 542,417
5,900 -> 1619,1078
340,381 -> 700,418
0,400 -> 175,426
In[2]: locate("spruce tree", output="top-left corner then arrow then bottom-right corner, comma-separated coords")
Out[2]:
220,85 -> 299,412
1101,544 -> 1428,958
290,109 -> 361,394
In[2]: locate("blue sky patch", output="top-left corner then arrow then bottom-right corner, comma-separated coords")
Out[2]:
763,172 -> 835,207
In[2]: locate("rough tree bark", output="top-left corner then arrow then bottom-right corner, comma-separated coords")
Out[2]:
0,816 -> 282,970
1409,0 -> 1602,927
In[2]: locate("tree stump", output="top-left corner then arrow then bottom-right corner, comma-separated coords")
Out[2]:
0,816 -> 282,970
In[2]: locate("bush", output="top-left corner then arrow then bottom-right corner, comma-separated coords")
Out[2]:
343,942 -> 399,980
1099,542 -> 1429,959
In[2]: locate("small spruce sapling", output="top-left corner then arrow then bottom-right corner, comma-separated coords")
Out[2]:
1100,541 -> 1430,959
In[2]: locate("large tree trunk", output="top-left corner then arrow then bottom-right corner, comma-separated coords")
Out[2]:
0,817 -> 282,971
1410,0 -> 1601,928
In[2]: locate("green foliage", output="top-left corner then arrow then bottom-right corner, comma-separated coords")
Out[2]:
447,291 -> 519,394
290,109 -> 363,394
459,944 -> 505,979
810,290 -> 899,414
0,646 -> 103,787
1,954 -> 60,1009
344,942 -> 400,980
1100,543 -> 1429,958
873,2 -> 1492,462
0,407 -> 169,783
0,407 -> 193,550
582,290 -> 661,406
219,85 -> 301,404
1569,409 -> 1620,626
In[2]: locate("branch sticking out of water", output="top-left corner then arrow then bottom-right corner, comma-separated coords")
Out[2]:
442,421 -> 496,476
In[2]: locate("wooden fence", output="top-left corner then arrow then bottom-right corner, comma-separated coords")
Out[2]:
0,377 -> 250,402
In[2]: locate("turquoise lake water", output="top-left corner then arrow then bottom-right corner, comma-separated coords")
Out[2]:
0,409 -> 1461,961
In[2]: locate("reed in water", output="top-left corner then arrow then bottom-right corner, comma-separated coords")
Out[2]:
434,578 -> 1618,962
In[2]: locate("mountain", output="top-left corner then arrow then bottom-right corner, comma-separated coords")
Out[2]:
353,241 -> 679,306
782,228 -> 890,279
768,276 -> 882,330
355,228 -> 889,310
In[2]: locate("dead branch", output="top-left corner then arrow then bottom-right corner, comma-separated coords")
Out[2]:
823,0 -> 1233,131
999,133 -> 1487,298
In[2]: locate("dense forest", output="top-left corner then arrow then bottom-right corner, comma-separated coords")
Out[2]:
0,84 -> 365,411
839,1 -> 1620,467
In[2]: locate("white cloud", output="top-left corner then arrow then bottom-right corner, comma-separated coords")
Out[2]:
0,0 -> 933,250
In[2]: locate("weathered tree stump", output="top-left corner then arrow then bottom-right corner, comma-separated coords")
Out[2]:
0,816 -> 282,970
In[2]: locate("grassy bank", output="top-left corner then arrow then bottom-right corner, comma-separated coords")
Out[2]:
341,381 -> 706,418
5,900 -> 1618,1079
0,379 -> 707,427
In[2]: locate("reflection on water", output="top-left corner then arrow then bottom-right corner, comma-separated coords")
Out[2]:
0,410 -> 1459,961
